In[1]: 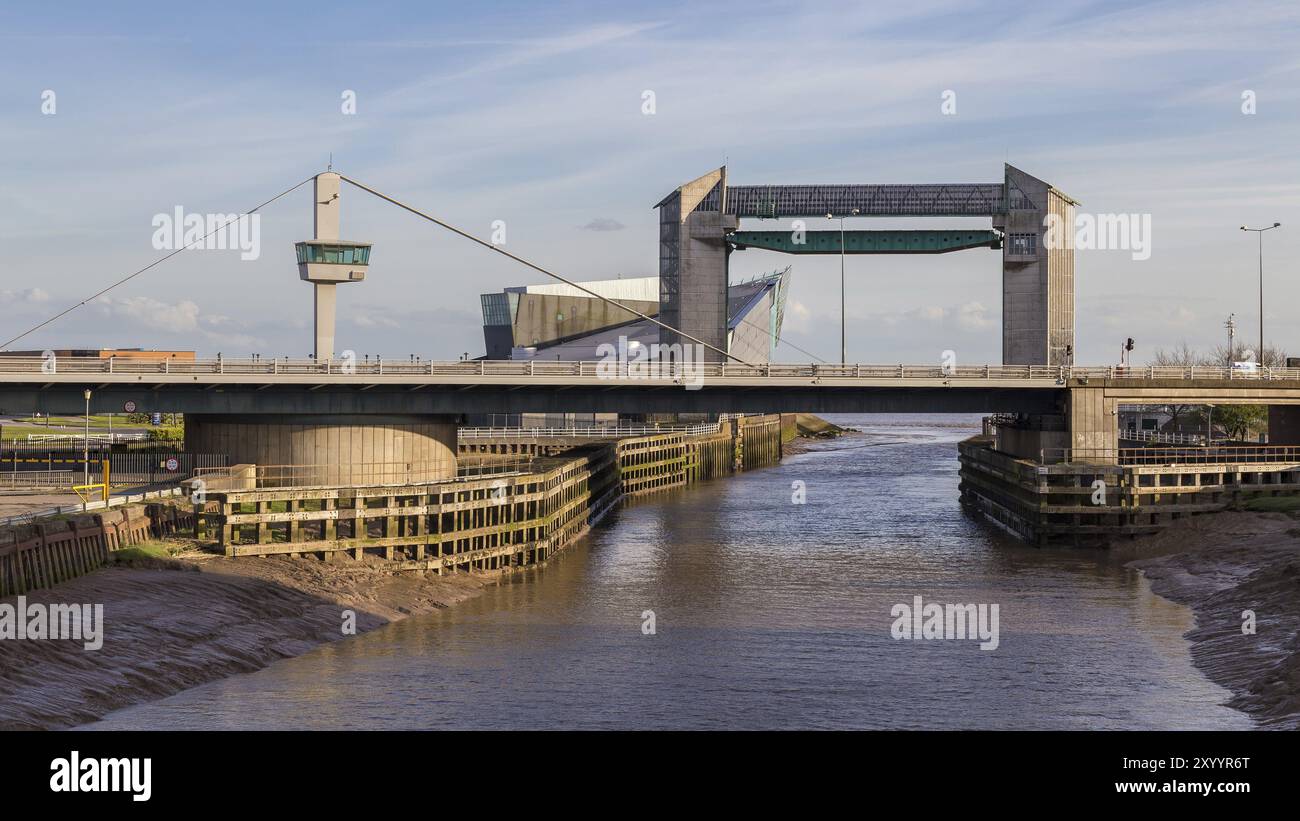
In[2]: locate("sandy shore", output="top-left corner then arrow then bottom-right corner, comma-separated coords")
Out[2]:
0,549 -> 487,730
1127,511 -> 1300,729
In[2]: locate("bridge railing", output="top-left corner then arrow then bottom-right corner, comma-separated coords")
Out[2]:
3,356 -> 1300,382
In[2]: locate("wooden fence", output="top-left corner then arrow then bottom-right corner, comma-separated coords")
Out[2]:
0,504 -> 193,597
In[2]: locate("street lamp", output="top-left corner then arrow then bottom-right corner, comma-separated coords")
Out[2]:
828,208 -> 859,365
1225,313 -> 1236,367
1240,222 -> 1281,364
82,388 -> 91,487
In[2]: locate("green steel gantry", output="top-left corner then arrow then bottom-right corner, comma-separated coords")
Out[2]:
727,229 -> 1002,255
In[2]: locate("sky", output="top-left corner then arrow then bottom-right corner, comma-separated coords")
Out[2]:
1,0 -> 1298,365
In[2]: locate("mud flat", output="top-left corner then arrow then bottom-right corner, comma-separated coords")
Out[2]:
0,548 -> 487,730
1128,511 -> 1300,729
0,418 -> 818,730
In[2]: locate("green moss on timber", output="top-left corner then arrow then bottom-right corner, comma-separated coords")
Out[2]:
115,543 -> 170,559
109,542 -> 190,570
1243,497 -> 1300,513
792,413 -> 844,439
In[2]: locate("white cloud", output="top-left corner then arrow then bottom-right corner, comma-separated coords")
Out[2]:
352,313 -> 400,329
0,287 -> 50,304
580,218 -> 626,232
784,299 -> 813,333
96,296 -> 201,334
956,302 -> 993,331
90,295 -> 265,349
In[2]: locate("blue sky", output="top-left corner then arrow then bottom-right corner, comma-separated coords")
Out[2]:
1,0 -> 1298,364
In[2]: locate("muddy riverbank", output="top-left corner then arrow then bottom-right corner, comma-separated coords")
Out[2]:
0,548 -> 487,730
1,423 -> 829,730
1129,511 -> 1300,729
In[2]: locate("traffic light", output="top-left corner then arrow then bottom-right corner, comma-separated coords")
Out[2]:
1125,338 -> 1134,352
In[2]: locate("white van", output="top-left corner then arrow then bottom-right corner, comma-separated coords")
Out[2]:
1231,360 -> 1259,377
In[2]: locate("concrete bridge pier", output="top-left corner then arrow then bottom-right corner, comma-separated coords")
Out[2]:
185,414 -> 459,485
990,387 -> 1116,463
1067,386 -> 1118,462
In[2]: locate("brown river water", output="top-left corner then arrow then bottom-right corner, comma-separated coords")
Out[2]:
83,414 -> 1252,730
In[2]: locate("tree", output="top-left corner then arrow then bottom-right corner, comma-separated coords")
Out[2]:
1148,341 -> 1290,434
1148,341 -> 1289,369
1186,405 -> 1267,442
1148,341 -> 1201,428
1150,341 -> 1200,368
1204,342 -> 1288,368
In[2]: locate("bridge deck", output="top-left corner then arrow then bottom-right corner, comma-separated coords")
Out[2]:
5,359 -> 1300,416
3,357 -> 1296,384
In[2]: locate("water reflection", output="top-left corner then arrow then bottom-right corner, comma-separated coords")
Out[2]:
85,414 -> 1252,730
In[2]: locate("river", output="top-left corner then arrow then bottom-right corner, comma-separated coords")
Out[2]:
84,414 -> 1252,730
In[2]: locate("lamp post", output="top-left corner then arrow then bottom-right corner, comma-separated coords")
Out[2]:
1240,222 -> 1281,364
828,208 -> 859,365
1225,313 -> 1235,367
82,388 -> 91,487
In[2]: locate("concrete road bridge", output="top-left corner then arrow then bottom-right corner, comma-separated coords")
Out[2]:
0,167 -> 1285,481
7,357 -> 1300,469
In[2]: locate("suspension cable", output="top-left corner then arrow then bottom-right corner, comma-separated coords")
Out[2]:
339,174 -> 757,367
1,175 -> 318,350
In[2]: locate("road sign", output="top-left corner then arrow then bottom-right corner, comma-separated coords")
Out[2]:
124,401 -> 137,413
164,457 -> 179,472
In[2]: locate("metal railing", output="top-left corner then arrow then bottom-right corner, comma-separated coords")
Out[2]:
459,422 -> 721,439
0,451 -> 224,484
24,432 -> 148,443
0,486 -> 184,528
0,470 -> 75,489
193,459 -> 535,491
3,356 -> 1300,382
1121,430 -> 1207,445
1045,446 -> 1300,466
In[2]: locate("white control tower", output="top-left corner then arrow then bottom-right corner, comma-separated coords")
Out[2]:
295,171 -> 371,361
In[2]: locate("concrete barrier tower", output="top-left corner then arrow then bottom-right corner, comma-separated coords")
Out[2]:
995,165 -> 1077,366
655,167 -> 736,362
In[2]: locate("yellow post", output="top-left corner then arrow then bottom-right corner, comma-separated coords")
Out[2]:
102,458 -> 110,503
